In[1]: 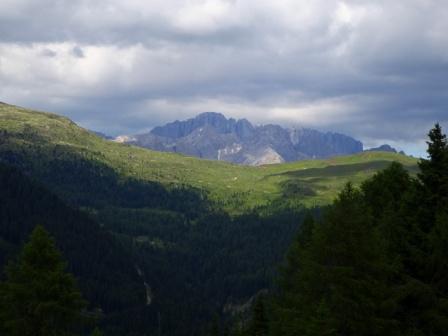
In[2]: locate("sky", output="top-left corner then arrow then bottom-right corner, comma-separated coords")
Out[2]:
1,0 -> 447,156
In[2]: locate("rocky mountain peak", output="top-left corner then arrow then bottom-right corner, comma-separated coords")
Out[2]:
124,112 -> 364,165
150,112 -> 253,139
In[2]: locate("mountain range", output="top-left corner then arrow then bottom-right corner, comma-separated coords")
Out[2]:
116,112 -> 364,165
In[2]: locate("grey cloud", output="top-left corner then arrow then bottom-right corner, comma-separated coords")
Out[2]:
0,0 -> 447,157
71,46 -> 85,58
40,48 -> 57,57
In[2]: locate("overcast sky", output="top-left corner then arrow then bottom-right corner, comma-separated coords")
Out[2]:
1,0 -> 447,156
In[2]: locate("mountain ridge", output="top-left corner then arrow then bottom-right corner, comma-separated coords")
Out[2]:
118,112 -> 364,165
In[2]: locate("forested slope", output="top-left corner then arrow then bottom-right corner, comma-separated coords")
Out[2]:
0,163 -> 145,316
0,103 -> 421,335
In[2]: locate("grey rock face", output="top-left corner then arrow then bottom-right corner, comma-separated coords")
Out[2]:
123,112 -> 364,165
290,128 -> 363,158
150,112 -> 254,139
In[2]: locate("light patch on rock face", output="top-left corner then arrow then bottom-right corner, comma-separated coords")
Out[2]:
218,143 -> 243,160
114,135 -> 136,143
245,147 -> 285,166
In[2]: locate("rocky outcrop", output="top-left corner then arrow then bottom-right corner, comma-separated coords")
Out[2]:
120,112 -> 364,165
365,144 -> 400,153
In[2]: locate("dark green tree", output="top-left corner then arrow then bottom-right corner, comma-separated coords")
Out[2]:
209,314 -> 221,336
272,184 -> 397,336
0,225 -> 87,336
414,125 -> 448,282
416,124 -> 448,334
360,162 -> 423,272
91,327 -> 104,336
360,163 -> 432,334
277,211 -> 315,294
312,184 -> 396,335
272,208 -> 337,336
418,123 -> 448,214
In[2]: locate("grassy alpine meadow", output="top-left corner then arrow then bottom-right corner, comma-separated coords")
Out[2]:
0,102 -> 418,211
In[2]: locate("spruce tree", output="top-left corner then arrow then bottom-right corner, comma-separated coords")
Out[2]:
418,123 -> 448,212
278,211 -> 315,293
271,212 -> 322,336
310,184 -> 395,335
417,124 -> 448,333
360,163 -> 431,334
272,184 -> 396,336
360,162 -> 422,272
0,225 -> 87,336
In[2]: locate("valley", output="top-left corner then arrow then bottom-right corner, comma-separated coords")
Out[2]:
0,102 -> 420,335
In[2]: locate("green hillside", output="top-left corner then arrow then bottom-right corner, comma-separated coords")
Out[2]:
0,102 -> 417,211
0,102 -> 422,335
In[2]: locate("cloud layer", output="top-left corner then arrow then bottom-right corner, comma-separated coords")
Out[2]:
1,0 -> 447,155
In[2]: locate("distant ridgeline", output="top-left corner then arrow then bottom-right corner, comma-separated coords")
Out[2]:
365,143 -> 405,155
115,112 -> 364,165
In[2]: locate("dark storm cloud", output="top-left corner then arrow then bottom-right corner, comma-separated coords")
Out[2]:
0,0 -> 447,156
